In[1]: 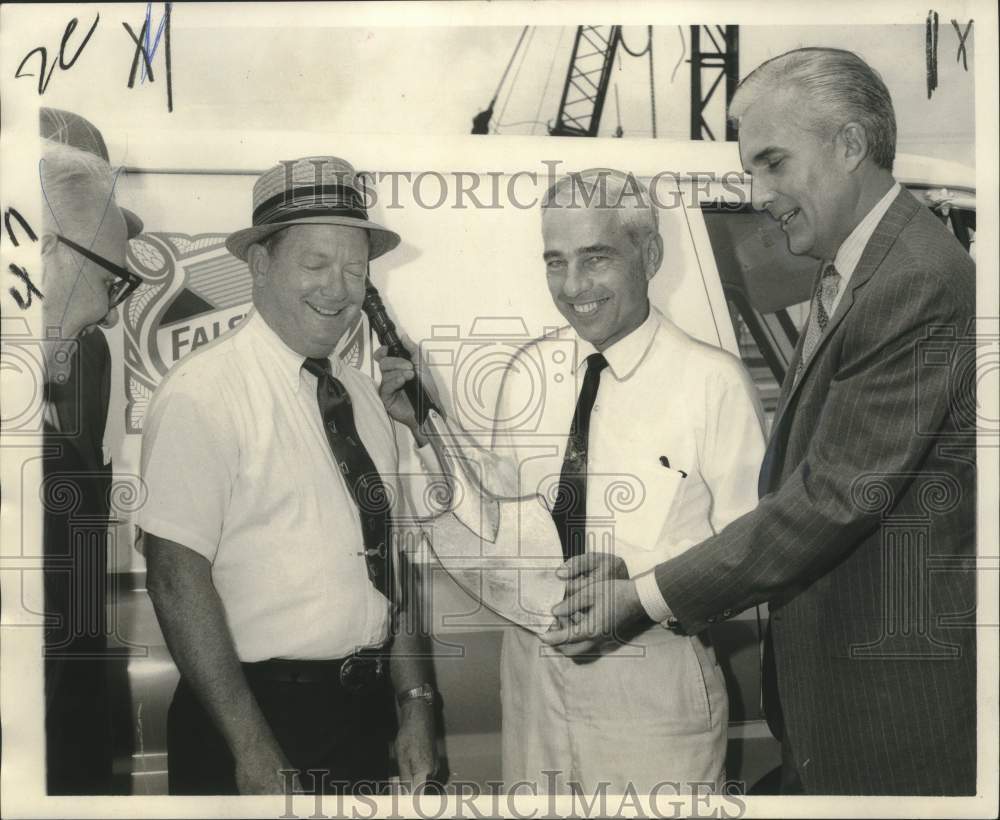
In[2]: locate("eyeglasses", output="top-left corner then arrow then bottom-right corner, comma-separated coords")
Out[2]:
56,234 -> 143,309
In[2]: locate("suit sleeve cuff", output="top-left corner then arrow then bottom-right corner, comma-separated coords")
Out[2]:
634,569 -> 674,624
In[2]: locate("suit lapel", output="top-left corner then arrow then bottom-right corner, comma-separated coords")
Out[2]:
758,187 -> 920,496
758,262 -> 821,496
771,260 -> 823,423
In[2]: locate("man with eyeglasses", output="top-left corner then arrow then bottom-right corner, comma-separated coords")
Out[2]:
39,147 -> 143,382
38,109 -> 145,795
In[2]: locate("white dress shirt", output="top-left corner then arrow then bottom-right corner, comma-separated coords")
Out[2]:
494,306 -> 767,790
138,310 -> 433,662
829,181 -> 902,314
493,307 -> 766,588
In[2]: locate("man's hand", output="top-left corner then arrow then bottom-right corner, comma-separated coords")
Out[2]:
374,342 -> 441,446
375,345 -> 420,430
541,576 -> 645,657
395,700 -> 438,788
557,551 -> 629,599
550,551 -> 630,633
233,741 -> 298,795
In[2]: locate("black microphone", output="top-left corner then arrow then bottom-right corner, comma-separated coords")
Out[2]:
362,280 -> 442,426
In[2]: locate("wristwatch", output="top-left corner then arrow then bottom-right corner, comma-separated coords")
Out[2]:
396,682 -> 436,707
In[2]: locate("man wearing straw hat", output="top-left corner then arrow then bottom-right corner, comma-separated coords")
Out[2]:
138,156 -> 438,795
37,107 -> 146,794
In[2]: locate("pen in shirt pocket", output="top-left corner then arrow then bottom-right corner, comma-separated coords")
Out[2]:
659,455 -> 687,478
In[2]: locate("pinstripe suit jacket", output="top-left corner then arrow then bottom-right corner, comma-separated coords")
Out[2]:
656,187 -> 977,794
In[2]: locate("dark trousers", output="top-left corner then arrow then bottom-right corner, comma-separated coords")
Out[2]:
45,655 -> 113,794
43,525 -> 113,795
167,662 -> 397,795
42,332 -> 120,795
761,624 -> 804,795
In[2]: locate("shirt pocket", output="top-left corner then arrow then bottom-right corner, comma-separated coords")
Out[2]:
604,462 -> 687,554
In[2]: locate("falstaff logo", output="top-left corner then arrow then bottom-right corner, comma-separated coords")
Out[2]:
121,233 -> 368,433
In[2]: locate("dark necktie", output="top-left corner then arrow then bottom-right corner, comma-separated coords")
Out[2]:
551,352 -> 608,560
302,357 -> 393,602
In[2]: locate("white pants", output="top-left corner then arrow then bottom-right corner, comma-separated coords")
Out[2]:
500,623 -> 728,795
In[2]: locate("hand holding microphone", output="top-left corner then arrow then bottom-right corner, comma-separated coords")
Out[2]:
363,280 -> 442,442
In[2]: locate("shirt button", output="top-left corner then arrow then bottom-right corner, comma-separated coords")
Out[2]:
707,615 -> 717,624
723,609 -> 733,618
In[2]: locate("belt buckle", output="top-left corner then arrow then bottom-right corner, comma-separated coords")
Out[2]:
339,654 -> 383,692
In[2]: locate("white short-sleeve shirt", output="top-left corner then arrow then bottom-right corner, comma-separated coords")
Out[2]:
138,310 -> 425,662
492,307 -> 767,577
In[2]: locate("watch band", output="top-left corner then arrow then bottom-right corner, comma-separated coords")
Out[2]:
396,682 -> 435,707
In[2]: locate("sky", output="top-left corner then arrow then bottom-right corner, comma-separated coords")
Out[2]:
2,6 -> 976,167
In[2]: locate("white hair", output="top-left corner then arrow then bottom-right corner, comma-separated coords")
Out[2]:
728,47 -> 897,171
39,138 -> 117,235
541,168 -> 660,250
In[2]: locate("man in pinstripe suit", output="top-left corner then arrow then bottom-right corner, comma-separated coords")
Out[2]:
544,48 -> 977,795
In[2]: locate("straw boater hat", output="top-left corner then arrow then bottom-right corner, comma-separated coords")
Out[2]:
40,107 -> 145,238
226,156 -> 401,262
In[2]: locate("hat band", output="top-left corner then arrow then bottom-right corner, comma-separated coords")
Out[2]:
253,184 -> 368,226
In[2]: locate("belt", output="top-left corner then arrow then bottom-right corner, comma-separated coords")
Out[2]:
243,648 -> 387,692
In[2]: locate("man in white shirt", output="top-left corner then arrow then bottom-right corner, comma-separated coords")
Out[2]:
139,156 -> 438,795
546,49 -> 977,796
379,169 -> 766,794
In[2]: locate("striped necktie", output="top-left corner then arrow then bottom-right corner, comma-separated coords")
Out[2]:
302,357 -> 394,603
795,262 -> 841,383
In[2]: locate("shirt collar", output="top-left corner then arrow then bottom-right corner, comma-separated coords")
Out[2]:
242,309 -> 344,393
573,305 -> 659,381
833,181 -> 901,282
